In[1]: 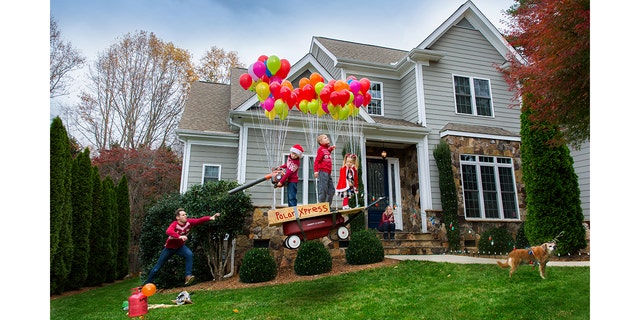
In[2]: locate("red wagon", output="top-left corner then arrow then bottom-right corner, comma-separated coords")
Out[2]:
271,197 -> 385,249
228,171 -> 384,249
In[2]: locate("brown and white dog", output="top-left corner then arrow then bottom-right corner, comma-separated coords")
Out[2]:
497,242 -> 557,279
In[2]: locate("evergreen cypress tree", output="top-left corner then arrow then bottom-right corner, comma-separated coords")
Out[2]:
520,103 -> 586,254
85,166 -> 106,286
66,148 -> 93,291
116,175 -> 131,279
50,117 -> 74,295
102,176 -> 118,283
433,141 -> 460,251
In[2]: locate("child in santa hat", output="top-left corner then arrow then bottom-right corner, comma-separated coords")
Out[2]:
276,144 -> 304,207
336,153 -> 358,209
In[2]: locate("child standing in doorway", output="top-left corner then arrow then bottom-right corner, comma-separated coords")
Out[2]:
313,134 -> 336,205
276,144 -> 304,207
336,153 -> 358,210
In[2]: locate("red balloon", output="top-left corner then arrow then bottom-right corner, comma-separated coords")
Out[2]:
363,91 -> 372,106
330,91 -> 340,106
239,73 -> 252,90
258,55 -> 268,62
276,59 -> 290,79
269,82 -> 282,99
302,84 -> 315,101
319,88 -> 331,103
359,78 -> 371,93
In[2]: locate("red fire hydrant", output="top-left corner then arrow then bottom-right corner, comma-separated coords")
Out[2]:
128,287 -> 148,318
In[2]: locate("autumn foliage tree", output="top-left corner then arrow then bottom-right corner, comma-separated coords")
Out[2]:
92,146 -> 182,273
502,0 -> 590,148
68,31 -> 197,150
196,46 -> 245,84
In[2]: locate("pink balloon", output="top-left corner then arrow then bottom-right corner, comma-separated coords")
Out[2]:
263,97 -> 275,111
247,63 -> 258,81
322,103 -> 330,114
349,80 -> 361,94
252,62 -> 266,78
354,93 -> 364,107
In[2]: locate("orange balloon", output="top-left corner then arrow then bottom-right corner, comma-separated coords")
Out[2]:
141,283 -> 156,297
310,73 -> 324,86
298,77 -> 311,89
334,80 -> 348,92
281,80 -> 293,91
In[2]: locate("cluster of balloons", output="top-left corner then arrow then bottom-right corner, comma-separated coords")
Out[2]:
239,55 -> 371,120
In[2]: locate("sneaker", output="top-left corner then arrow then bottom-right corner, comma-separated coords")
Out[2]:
185,275 -> 195,285
342,205 -> 350,210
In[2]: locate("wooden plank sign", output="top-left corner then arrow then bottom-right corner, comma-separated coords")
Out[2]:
267,202 -> 331,226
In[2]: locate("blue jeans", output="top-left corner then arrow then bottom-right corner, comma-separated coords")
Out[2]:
287,182 -> 298,207
145,245 -> 193,284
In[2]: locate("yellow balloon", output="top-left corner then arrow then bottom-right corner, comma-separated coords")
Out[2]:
256,82 -> 270,102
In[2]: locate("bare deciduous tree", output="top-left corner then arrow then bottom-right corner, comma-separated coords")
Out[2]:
69,31 -> 197,150
196,46 -> 245,84
50,16 -> 86,98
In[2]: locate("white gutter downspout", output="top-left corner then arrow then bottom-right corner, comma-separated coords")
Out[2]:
228,118 -> 247,183
225,119 -> 242,278
223,238 -> 236,279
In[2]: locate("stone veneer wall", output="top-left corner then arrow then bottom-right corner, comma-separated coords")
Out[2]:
397,146 -> 423,232
440,135 -> 525,247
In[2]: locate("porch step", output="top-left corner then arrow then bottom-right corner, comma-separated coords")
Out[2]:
374,231 -> 447,255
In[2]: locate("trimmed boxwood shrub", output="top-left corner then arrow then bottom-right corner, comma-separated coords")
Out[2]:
478,226 -> 514,255
294,241 -> 332,276
346,229 -> 384,265
239,248 -> 277,283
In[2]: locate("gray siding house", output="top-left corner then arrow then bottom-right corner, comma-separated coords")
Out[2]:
176,0 -> 589,242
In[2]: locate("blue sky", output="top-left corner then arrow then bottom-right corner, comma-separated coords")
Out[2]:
49,0 -> 516,67
47,0 -> 517,118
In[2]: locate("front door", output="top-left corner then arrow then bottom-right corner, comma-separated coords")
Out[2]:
366,159 -> 390,229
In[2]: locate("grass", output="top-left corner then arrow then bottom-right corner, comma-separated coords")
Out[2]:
50,260 -> 589,319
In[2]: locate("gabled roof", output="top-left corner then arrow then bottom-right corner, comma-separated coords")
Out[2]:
179,81 -> 233,133
418,0 -> 523,64
313,37 -> 408,66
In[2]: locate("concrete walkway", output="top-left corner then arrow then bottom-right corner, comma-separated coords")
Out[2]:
386,254 -> 590,267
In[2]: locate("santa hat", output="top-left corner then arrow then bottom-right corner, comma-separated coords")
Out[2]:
290,144 -> 304,156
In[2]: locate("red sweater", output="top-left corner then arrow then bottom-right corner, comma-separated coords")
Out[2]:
164,216 -> 211,249
278,155 -> 300,183
314,144 -> 335,174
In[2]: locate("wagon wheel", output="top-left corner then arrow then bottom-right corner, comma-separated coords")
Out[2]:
285,235 -> 301,249
337,226 -> 350,240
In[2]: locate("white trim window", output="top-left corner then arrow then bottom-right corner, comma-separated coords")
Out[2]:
366,81 -> 383,116
202,164 -> 221,184
460,155 -> 519,220
280,154 -> 317,205
453,75 -> 493,117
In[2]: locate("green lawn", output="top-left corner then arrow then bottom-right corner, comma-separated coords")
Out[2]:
50,260 -> 589,319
